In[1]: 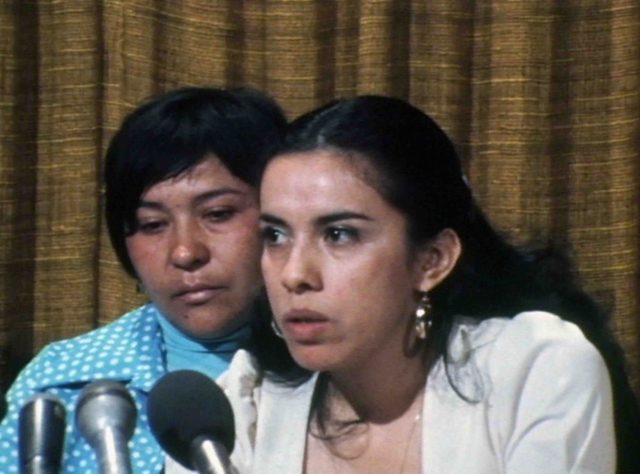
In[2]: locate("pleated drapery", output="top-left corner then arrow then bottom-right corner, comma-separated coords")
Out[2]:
1,1 -> 638,393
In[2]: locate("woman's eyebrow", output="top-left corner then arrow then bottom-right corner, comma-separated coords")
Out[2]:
138,188 -> 245,211
260,213 -> 287,226
192,188 -> 244,206
260,211 -> 372,227
137,200 -> 164,210
315,211 -> 373,226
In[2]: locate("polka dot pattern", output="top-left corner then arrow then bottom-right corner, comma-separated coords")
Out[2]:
0,304 -> 170,473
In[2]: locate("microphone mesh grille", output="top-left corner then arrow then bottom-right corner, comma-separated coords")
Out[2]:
147,370 -> 235,468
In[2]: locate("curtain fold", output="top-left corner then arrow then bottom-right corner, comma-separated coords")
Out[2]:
1,0 -> 638,393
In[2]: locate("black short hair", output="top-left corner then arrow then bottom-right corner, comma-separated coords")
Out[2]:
104,86 -> 286,277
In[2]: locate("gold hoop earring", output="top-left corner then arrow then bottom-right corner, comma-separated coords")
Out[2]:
414,293 -> 432,340
271,320 -> 284,339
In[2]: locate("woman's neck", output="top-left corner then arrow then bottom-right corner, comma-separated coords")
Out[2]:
329,347 -> 427,423
306,348 -> 427,474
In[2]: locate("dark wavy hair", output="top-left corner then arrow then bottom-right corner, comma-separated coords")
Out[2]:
104,86 -> 287,277
256,95 -> 640,473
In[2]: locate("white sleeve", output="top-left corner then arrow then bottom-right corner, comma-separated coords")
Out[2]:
217,350 -> 262,474
487,312 -> 615,474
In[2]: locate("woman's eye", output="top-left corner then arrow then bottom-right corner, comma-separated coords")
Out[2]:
137,220 -> 166,234
325,227 -> 358,244
261,226 -> 287,246
204,208 -> 236,222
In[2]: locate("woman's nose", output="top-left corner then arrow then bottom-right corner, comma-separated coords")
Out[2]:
169,226 -> 210,271
280,244 -> 321,294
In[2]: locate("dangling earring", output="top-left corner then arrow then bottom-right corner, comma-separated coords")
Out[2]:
271,320 -> 284,338
136,281 -> 145,294
414,292 -> 432,340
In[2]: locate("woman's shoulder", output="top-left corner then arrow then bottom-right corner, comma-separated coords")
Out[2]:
438,311 -> 610,401
452,310 -> 601,360
40,303 -> 156,350
425,317 -> 615,472
7,303 -> 160,392
450,311 -> 610,398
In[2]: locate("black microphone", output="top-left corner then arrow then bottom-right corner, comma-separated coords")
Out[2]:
0,393 -> 7,422
75,380 -> 137,474
147,370 -> 235,474
18,392 -> 66,474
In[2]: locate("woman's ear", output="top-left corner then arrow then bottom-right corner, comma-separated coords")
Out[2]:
414,228 -> 462,292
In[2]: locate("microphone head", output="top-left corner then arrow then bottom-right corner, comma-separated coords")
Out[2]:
147,370 -> 235,469
18,393 -> 66,472
75,380 -> 137,447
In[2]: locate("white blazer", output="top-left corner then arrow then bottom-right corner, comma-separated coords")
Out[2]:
167,311 -> 615,474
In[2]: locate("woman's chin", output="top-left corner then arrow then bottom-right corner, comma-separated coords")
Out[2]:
288,345 -> 343,373
168,310 -> 245,340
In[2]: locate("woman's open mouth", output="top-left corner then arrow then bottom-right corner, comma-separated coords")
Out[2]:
281,309 -> 331,342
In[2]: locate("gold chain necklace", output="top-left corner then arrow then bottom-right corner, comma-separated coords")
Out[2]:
326,389 -> 425,473
399,398 -> 424,474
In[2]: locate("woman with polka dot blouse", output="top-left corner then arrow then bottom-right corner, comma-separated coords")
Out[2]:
0,87 -> 286,473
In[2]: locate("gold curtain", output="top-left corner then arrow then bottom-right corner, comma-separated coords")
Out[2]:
1,0 -> 638,393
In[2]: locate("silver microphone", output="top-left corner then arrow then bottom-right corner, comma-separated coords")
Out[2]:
75,380 -> 137,474
18,393 -> 66,474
